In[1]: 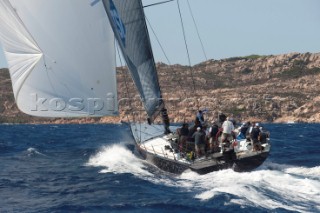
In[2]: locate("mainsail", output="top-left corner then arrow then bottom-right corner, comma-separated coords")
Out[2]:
0,0 -> 117,117
102,0 -> 164,121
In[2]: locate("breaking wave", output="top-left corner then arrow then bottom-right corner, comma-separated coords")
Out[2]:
87,144 -> 320,212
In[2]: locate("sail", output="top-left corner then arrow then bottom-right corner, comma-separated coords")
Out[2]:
0,0 -> 117,117
102,0 -> 163,120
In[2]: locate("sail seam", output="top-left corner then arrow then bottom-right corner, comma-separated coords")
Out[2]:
1,0 -> 43,103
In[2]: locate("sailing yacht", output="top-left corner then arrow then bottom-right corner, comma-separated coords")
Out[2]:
0,0 -> 271,174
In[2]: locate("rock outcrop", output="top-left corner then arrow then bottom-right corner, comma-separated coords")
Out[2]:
1,52 -> 320,124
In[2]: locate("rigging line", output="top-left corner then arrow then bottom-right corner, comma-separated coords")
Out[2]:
145,17 -> 171,65
143,0 -> 175,8
186,0 -> 207,61
115,43 -> 137,125
116,43 -> 143,142
145,16 -> 187,99
177,0 -> 192,67
176,0 -> 199,109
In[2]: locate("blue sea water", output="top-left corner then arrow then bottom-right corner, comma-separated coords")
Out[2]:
0,123 -> 319,213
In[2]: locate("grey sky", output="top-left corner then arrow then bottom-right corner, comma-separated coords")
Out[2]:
0,0 -> 319,68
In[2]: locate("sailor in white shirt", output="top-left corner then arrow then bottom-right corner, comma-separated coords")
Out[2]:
221,117 -> 235,143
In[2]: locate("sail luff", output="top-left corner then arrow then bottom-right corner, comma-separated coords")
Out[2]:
136,2 -> 169,125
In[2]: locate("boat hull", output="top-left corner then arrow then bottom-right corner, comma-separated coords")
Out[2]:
233,151 -> 269,172
130,123 -> 270,175
137,146 -> 190,174
137,145 -> 269,175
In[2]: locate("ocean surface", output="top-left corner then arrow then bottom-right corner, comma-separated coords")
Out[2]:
0,123 -> 319,213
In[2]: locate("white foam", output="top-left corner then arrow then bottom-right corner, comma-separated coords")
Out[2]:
87,143 -> 191,187
86,143 -> 152,177
27,147 -> 46,157
177,165 -> 320,212
86,145 -> 320,212
285,166 -> 320,180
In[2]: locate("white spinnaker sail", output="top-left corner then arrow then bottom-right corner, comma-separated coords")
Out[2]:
0,0 -> 117,117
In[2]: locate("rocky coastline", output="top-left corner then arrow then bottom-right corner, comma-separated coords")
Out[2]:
1,52 -> 320,124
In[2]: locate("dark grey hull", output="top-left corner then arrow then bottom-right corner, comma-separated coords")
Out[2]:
130,123 -> 270,175
233,151 -> 270,172
137,145 -> 269,175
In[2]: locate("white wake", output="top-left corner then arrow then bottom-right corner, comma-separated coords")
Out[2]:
86,144 -> 320,212
179,162 -> 320,212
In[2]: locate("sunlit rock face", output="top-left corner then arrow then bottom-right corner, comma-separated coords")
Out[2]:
1,52 -> 320,124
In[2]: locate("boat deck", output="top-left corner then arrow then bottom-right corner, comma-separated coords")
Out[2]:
130,123 -> 271,169
140,136 -> 177,160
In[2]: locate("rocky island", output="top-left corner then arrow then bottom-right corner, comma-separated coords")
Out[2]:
1,52 -> 320,124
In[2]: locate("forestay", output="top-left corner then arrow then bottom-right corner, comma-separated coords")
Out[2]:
0,0 -> 117,117
102,0 -> 163,120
